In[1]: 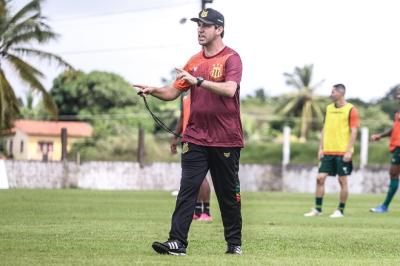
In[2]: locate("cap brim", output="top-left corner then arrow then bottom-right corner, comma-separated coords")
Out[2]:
190,17 -> 215,25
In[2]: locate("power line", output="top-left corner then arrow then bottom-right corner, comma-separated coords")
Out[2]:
51,1 -> 197,22
55,43 -> 184,55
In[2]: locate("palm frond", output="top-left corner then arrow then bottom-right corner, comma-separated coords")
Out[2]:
5,52 -> 45,79
5,53 -> 58,118
11,47 -> 73,69
3,30 -> 58,50
2,0 -> 42,30
311,101 -> 324,121
0,67 -> 20,129
283,72 -> 303,89
300,100 -> 312,140
300,64 -> 313,87
1,12 -> 41,40
278,97 -> 299,115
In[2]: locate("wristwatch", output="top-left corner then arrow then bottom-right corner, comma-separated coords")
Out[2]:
196,77 -> 204,86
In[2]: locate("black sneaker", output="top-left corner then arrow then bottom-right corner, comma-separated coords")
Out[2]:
225,244 -> 242,255
152,240 -> 186,256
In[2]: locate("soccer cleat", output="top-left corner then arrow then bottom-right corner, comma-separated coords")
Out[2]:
193,214 -> 201,220
304,208 -> 322,217
198,213 -> 213,222
329,210 -> 344,218
226,244 -> 242,255
152,240 -> 186,256
370,204 -> 388,213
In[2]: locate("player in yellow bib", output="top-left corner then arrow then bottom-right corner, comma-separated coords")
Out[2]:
304,84 -> 360,218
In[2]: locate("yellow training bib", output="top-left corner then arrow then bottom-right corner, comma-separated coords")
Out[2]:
323,103 -> 354,153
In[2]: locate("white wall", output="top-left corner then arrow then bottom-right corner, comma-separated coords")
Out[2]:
2,160 -> 390,193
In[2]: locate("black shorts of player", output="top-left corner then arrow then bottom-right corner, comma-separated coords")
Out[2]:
168,142 -> 242,247
318,155 -> 353,176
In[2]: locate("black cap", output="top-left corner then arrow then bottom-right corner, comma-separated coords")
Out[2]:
190,8 -> 224,27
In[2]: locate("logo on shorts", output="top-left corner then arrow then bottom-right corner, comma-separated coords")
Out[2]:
224,152 -> 230,158
210,64 -> 223,79
182,143 -> 189,154
343,166 -> 348,174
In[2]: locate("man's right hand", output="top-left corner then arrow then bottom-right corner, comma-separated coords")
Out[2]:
132,84 -> 154,96
318,150 -> 324,160
170,136 -> 178,154
371,134 -> 381,142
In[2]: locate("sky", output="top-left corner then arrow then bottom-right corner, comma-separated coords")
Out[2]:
9,0 -> 400,102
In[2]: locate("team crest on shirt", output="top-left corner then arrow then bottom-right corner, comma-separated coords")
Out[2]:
200,10 -> 208,17
210,64 -> 223,79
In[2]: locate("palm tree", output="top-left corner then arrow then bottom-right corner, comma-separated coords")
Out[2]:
0,0 -> 72,129
277,64 -> 324,141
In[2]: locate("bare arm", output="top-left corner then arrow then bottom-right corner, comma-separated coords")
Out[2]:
199,80 -> 238,98
134,84 -> 181,101
318,128 -> 324,160
343,127 -> 358,162
175,68 -> 238,98
371,128 -> 392,141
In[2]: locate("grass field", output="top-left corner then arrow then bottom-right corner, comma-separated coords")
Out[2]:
1,190 -> 400,265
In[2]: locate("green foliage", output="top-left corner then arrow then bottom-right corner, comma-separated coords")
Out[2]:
240,140 -> 391,165
51,70 -> 139,117
380,83 -> 400,101
69,132 -> 180,163
50,70 -> 181,162
277,64 -> 325,141
358,105 -> 392,134
44,63 -> 398,164
0,0 -> 71,129
1,190 -> 400,265
379,100 -> 398,120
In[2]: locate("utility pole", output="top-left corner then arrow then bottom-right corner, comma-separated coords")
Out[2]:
201,0 -> 213,9
137,124 -> 145,168
61,128 -> 67,161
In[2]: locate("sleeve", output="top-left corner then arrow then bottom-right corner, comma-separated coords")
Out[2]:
172,62 -> 192,91
349,107 -> 360,128
225,54 -> 242,85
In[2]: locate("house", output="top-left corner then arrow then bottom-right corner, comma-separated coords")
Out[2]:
2,120 -> 93,161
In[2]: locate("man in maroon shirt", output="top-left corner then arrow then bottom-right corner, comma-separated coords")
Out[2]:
136,8 -> 243,255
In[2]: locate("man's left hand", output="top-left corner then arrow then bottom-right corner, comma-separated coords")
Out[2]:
175,68 -> 197,85
343,151 -> 353,162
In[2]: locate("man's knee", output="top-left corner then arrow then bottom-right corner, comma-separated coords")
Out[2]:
389,165 -> 400,178
338,176 -> 348,187
316,174 -> 327,185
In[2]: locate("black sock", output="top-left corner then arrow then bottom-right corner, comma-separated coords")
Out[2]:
338,202 -> 346,214
195,202 -> 202,216
315,197 -> 323,212
203,202 -> 210,215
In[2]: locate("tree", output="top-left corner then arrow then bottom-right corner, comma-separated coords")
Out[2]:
380,84 -> 400,101
377,84 -> 400,119
277,64 -> 324,141
254,88 -> 267,102
0,0 -> 71,129
51,70 -> 140,117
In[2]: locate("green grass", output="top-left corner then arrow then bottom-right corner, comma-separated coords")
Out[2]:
1,190 -> 400,265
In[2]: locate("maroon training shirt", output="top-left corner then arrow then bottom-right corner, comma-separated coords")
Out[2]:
173,46 -> 244,147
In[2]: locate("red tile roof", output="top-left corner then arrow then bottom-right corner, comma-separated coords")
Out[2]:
11,120 -> 93,137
